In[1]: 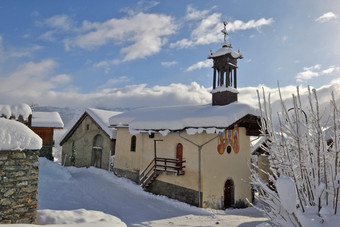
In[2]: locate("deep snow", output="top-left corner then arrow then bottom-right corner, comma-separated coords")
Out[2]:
0,118 -> 42,150
2,158 -> 268,226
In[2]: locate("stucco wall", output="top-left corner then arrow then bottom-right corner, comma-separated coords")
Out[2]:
113,127 -> 253,209
201,127 -> 252,209
61,114 -> 114,170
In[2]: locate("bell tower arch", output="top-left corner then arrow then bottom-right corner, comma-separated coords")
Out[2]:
208,22 -> 243,106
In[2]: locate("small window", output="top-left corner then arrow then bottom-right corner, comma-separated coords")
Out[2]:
130,135 -> 136,152
86,124 -> 90,130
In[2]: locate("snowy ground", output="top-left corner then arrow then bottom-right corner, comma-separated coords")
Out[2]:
4,158 -> 269,227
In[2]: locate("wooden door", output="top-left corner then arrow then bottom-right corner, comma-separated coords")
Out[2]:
93,148 -> 102,168
224,179 -> 234,208
176,143 -> 183,168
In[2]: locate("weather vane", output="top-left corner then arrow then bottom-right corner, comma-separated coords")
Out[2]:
221,21 -> 228,43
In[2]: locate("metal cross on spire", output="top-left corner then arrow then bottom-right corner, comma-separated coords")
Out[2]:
221,21 -> 228,43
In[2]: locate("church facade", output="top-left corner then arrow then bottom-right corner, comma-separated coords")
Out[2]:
109,23 -> 260,209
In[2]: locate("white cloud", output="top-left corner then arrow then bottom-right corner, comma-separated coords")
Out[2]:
8,45 -> 42,58
1,62 -> 340,115
38,15 -> 75,41
296,64 -> 340,82
92,60 -> 112,73
0,36 -> 42,61
0,59 -> 74,104
296,64 -> 321,81
40,30 -> 57,42
64,13 -> 177,62
185,5 -> 211,20
186,59 -> 212,71
315,12 -> 338,23
98,76 -> 131,90
171,13 -> 273,49
120,0 -> 160,16
227,18 -> 274,32
91,82 -> 211,109
50,74 -> 71,84
321,65 -> 340,74
45,15 -> 74,31
161,61 -> 178,67
93,61 -> 110,68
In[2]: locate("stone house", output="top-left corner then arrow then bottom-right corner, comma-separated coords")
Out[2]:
60,108 -> 121,170
0,117 -> 42,224
109,24 -> 261,209
31,111 -> 64,160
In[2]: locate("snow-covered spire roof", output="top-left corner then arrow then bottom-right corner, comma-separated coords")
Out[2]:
207,21 -> 243,59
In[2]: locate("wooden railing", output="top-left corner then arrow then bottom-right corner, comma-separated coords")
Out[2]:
139,157 -> 186,189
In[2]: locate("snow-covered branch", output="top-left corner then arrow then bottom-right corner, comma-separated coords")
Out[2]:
251,86 -> 340,226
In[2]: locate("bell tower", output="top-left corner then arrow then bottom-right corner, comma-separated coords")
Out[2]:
208,22 -> 243,106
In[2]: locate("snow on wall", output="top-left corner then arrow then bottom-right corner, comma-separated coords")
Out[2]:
32,112 -> 64,128
109,103 -> 258,135
0,118 -> 42,151
0,103 -> 32,121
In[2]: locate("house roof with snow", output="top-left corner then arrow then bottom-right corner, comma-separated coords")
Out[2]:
31,111 -> 64,128
0,103 -> 32,121
109,103 -> 260,136
60,108 -> 122,145
0,118 -> 42,151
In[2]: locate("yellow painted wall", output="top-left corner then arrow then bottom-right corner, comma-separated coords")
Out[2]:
201,127 -> 252,208
114,127 -> 252,209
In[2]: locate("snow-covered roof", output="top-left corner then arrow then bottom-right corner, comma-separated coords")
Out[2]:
86,108 -> 121,139
32,111 -> 64,128
0,118 -> 42,151
60,108 -> 122,145
207,44 -> 243,59
0,103 -> 32,121
109,103 -> 259,135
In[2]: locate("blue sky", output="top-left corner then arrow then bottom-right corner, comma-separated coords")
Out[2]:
0,0 -> 339,109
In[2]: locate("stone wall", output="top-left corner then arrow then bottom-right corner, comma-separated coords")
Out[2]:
0,150 -> 39,224
147,179 -> 201,207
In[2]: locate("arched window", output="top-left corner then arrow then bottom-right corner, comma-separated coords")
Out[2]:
93,134 -> 103,148
130,135 -> 136,152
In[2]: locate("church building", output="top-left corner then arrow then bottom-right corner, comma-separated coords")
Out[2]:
109,22 -> 260,209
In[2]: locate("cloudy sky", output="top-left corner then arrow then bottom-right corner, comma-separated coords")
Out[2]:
0,0 -> 339,109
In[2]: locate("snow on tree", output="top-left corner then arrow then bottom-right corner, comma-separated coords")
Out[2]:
251,85 -> 340,226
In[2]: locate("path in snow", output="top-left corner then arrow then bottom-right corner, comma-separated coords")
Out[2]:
38,158 -> 268,226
